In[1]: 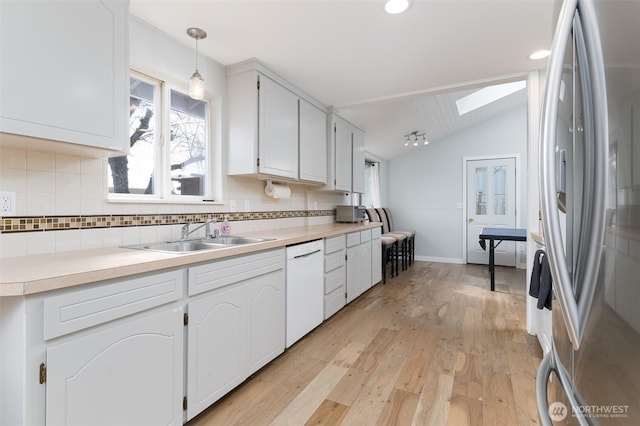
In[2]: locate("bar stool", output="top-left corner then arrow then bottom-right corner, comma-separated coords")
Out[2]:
380,235 -> 396,283
366,208 -> 397,283
374,208 -> 407,272
381,207 -> 416,266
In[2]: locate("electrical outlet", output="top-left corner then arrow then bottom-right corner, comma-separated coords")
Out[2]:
0,191 -> 16,216
244,200 -> 251,212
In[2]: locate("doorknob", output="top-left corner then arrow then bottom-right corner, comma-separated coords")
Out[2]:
468,218 -> 474,223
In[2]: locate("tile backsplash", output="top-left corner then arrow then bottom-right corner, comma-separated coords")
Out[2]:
0,145 -> 345,257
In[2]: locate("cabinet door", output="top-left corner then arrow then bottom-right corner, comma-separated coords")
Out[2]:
46,306 -> 184,426
246,270 -> 285,373
0,0 -> 128,153
371,238 -> 382,285
346,246 -> 361,303
258,75 -> 299,179
325,265 -> 346,319
187,285 -> 246,420
361,241 -> 373,290
299,99 -> 327,183
352,127 -> 366,193
334,115 -> 353,191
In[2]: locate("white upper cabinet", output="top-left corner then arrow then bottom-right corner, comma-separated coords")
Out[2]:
299,99 -> 327,184
227,60 -> 327,183
333,114 -> 353,192
227,70 -> 297,178
258,75 -> 299,179
352,127 -> 366,194
0,0 -> 129,154
325,112 -> 365,193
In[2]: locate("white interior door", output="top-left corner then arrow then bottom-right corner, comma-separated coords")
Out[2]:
466,157 -> 517,266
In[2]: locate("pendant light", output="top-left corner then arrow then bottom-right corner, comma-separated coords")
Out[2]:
187,27 -> 207,100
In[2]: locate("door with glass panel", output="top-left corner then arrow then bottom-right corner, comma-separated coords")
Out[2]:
466,157 -> 516,265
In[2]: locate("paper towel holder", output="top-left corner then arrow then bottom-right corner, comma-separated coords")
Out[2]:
265,180 -> 275,194
264,179 -> 291,198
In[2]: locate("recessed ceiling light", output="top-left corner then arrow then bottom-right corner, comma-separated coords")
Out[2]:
529,50 -> 551,60
385,0 -> 411,15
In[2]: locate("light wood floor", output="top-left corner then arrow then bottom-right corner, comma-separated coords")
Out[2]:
188,261 -> 543,426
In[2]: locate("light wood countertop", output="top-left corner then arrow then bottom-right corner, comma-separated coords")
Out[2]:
0,222 -> 381,297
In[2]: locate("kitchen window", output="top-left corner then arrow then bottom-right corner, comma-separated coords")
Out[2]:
362,161 -> 381,208
108,71 -> 213,201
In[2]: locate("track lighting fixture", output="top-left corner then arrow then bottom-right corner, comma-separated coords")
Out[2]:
403,131 -> 429,147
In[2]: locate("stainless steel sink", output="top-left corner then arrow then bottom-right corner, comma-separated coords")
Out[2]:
124,236 -> 273,253
126,240 -> 228,253
200,236 -> 274,245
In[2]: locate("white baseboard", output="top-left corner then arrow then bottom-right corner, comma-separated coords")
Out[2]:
415,256 -> 465,264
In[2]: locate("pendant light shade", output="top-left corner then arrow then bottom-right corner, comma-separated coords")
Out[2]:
187,27 -> 207,100
190,71 -> 205,100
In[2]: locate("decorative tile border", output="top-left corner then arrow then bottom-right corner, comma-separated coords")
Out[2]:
0,210 -> 335,234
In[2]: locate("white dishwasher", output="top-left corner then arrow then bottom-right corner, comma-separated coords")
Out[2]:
286,239 -> 324,347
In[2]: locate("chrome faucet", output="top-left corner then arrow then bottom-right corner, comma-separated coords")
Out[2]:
181,219 -> 218,240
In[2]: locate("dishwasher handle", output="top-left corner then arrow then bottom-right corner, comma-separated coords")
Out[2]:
293,249 -> 322,259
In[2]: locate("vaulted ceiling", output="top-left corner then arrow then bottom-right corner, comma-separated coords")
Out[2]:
130,0 -> 557,159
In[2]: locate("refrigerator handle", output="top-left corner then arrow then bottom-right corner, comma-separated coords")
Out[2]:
539,0 -> 582,349
536,346 -> 589,426
573,11 -> 596,297
575,0 -> 608,333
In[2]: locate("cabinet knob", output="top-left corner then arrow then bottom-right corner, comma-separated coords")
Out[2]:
468,218 -> 474,223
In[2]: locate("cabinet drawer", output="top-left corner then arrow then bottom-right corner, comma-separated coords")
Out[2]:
360,229 -> 371,243
188,248 -> 285,296
324,288 -> 345,319
371,226 -> 381,239
44,269 -> 183,340
325,250 -> 345,273
346,232 -> 361,247
325,235 -> 345,254
325,266 -> 345,294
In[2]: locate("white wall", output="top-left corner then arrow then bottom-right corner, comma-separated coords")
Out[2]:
0,17 -> 341,258
387,105 -> 528,263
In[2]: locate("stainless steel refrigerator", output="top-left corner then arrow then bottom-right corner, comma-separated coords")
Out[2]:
537,0 -> 640,424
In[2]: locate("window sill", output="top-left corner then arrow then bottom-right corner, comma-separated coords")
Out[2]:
107,196 -> 224,206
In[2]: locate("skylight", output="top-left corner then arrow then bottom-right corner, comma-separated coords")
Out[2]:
455,80 -> 527,116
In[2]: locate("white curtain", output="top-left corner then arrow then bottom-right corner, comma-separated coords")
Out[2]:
371,162 -> 381,208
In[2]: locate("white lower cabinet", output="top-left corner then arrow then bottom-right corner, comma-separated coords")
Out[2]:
42,270 -> 185,426
186,249 -> 285,420
371,227 -> 382,285
246,274 -> 286,372
46,306 -> 184,426
187,284 -> 245,419
2,237 -> 379,425
324,235 -> 346,319
346,230 -> 372,303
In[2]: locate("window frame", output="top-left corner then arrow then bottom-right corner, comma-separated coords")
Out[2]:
108,69 -> 218,204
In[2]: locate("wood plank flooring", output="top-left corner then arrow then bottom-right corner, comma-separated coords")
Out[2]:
187,261 -> 543,426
